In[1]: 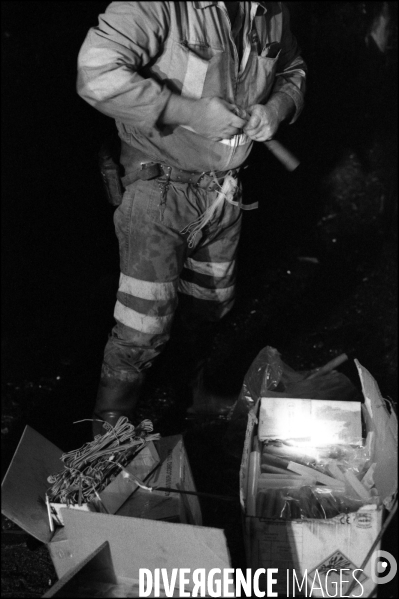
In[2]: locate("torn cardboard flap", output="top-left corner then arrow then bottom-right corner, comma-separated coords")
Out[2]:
355,360 -> 398,509
239,408 -> 258,508
1,426 -> 65,544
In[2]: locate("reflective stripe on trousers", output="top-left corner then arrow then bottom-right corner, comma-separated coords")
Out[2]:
102,177 -> 242,378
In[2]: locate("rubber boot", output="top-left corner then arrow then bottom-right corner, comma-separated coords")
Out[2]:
92,371 -> 145,438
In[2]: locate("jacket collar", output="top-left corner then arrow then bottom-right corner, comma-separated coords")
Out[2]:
194,1 -> 218,7
255,2 -> 269,14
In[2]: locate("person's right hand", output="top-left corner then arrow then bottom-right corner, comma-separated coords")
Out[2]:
188,97 -> 247,140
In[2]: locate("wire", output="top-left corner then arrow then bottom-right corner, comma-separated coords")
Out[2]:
47,417 -> 159,506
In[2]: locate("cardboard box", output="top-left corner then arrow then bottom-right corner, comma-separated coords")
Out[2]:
37,433 -> 232,597
240,360 -> 398,597
42,540 -> 180,597
116,434 -> 202,525
1,430 -> 201,578
43,507 -> 232,597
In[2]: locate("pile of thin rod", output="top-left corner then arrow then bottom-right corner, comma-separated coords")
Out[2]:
47,417 -> 159,506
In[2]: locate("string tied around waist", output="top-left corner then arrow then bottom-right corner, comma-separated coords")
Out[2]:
180,172 -> 239,248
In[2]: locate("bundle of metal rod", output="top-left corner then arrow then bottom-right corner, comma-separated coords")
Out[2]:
47,417 -> 159,506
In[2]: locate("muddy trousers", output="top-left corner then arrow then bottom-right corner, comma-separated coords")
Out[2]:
93,177 -> 242,432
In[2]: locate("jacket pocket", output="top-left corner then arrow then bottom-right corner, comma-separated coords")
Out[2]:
165,41 -> 224,99
181,45 -> 210,99
247,49 -> 281,106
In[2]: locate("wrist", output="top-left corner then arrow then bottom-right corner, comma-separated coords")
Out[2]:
266,92 -> 295,124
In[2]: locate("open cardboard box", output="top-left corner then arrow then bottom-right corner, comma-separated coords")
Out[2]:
1,430 -> 208,579
240,360 -> 398,597
35,436 -> 231,597
48,435 -> 161,525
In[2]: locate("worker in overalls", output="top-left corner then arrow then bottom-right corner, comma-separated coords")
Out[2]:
77,2 -> 306,435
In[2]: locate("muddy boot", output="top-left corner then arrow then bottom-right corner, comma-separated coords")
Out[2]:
92,371 -> 145,437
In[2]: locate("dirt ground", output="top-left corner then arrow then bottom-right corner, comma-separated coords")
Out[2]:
1,1 -> 397,597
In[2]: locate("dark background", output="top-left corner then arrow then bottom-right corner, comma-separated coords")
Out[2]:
1,2 -> 398,597
2,1 -> 397,411
2,1 -> 118,374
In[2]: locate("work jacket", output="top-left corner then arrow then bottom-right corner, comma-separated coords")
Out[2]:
77,1 -> 306,173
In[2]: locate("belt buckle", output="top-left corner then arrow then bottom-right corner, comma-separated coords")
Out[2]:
140,161 -> 157,171
140,162 -> 163,180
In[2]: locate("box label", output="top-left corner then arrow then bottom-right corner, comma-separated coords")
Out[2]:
355,511 -> 373,529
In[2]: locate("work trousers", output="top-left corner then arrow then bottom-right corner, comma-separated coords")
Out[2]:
101,177 -> 243,382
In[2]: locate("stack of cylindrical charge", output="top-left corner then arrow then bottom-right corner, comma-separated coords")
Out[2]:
255,437 -> 378,520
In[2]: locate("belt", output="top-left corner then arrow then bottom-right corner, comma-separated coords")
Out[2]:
121,162 -> 240,190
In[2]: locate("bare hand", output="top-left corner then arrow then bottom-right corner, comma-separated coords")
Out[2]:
188,97 -> 247,141
243,103 -> 280,142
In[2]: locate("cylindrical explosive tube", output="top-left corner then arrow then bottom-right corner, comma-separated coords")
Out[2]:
289,497 -> 302,520
247,449 -> 260,517
264,443 -> 319,468
264,489 -> 278,518
298,486 -> 314,518
334,492 -> 362,515
261,463 -> 293,475
317,493 -> 340,519
263,139 -> 300,172
308,489 -> 325,519
256,491 -> 267,518
261,451 -> 290,470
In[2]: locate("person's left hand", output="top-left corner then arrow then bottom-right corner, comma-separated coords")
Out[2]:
243,103 -> 280,142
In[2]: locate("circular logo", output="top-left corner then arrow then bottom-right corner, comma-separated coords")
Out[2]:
370,550 -> 397,585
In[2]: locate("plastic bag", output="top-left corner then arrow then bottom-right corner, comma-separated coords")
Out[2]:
255,485 -> 368,520
225,347 -> 381,518
224,346 -> 362,459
